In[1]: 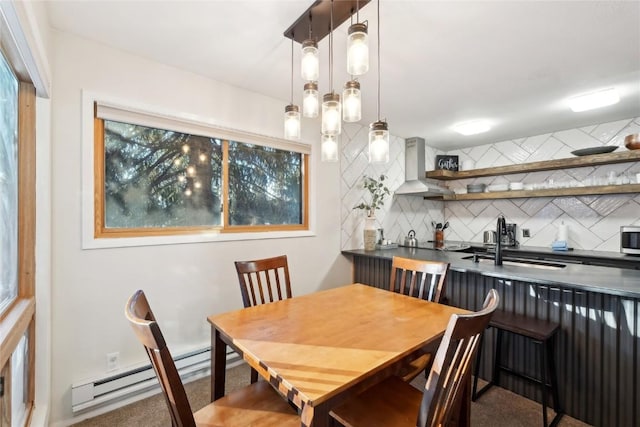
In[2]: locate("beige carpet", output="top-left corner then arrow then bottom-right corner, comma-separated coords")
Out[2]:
72,363 -> 591,427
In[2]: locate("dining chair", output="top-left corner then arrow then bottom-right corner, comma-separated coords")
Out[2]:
329,289 -> 499,427
234,254 -> 292,308
125,290 -> 299,427
234,254 -> 293,383
389,256 -> 450,382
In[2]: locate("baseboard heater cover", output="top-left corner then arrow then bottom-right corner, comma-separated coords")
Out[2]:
71,346 -> 240,413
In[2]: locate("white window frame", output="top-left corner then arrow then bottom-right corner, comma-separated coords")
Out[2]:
81,90 -> 316,249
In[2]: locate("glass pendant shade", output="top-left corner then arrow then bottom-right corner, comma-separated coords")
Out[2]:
322,92 -> 341,136
301,39 -> 319,82
284,104 -> 301,140
302,82 -> 319,118
321,133 -> 339,162
347,23 -> 369,76
368,120 -> 389,163
342,80 -> 361,122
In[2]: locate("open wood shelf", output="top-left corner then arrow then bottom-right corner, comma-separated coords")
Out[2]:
426,150 -> 640,181
428,184 -> 640,201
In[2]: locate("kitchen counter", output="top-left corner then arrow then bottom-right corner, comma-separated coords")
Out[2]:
342,246 -> 640,298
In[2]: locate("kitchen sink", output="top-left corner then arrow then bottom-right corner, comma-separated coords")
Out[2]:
461,254 -> 566,270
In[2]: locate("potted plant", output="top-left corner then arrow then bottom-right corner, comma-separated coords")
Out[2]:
353,174 -> 390,250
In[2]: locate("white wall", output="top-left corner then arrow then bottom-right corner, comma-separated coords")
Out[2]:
341,117 -> 640,252
48,30 -> 350,424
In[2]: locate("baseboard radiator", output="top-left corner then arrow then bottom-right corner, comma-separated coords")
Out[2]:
71,346 -> 240,414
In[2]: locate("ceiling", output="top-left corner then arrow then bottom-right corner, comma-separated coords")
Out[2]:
46,1 -> 640,150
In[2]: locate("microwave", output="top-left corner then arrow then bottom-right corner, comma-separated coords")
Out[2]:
621,226 -> 640,255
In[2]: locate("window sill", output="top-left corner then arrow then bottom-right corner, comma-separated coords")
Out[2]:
82,229 -> 316,250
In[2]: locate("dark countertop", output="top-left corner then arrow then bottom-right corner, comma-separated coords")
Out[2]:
342,246 -> 640,298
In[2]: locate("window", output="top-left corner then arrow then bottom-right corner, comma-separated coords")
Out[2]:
0,46 -> 37,427
93,102 -> 310,239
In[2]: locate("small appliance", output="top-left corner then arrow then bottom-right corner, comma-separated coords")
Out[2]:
501,223 -> 518,247
621,226 -> 640,255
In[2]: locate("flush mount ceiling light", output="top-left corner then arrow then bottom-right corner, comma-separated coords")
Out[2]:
451,120 -> 491,136
568,88 -> 620,112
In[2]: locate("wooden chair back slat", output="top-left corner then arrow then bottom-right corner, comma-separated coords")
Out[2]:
389,256 -> 450,303
125,290 -> 196,427
234,255 -> 292,308
418,289 -> 499,427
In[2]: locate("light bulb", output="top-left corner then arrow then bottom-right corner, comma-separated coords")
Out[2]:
182,144 -> 190,153
368,121 -> 389,164
342,80 -> 361,122
321,134 -> 339,162
301,39 -> 319,82
186,166 -> 195,176
322,93 -> 341,136
284,104 -> 301,140
303,82 -> 319,118
347,23 -> 369,76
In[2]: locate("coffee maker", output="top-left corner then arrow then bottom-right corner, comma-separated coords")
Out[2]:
501,223 -> 518,247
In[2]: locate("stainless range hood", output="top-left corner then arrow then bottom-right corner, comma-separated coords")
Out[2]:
394,137 -> 453,197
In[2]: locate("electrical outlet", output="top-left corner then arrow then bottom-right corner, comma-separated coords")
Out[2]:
522,228 -> 530,238
107,352 -> 120,372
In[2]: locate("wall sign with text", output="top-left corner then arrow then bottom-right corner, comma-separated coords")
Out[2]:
435,155 -> 459,171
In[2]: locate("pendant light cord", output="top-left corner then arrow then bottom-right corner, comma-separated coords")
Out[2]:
290,37 -> 294,104
376,0 -> 381,120
329,0 -> 334,92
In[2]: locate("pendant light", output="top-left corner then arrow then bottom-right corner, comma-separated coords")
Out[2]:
321,134 -> 339,162
342,79 -> 361,122
301,14 -> 319,82
284,38 -> 301,140
368,0 -> 389,163
321,0 -> 341,137
303,81 -> 319,118
346,1 -> 369,76
301,39 -> 319,81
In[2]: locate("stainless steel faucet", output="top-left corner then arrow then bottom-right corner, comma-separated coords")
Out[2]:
495,215 -> 506,266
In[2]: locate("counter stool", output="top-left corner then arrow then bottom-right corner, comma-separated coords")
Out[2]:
472,310 -> 564,427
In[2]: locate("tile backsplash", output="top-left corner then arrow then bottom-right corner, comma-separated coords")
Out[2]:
341,117 -> 640,252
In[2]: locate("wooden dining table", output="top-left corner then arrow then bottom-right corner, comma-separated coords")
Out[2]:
208,283 -> 470,427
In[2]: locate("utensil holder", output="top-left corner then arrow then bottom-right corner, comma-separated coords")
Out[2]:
434,230 -> 444,249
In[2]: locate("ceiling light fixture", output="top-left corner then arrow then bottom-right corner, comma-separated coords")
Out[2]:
568,88 -> 620,112
284,37 -> 301,140
283,0 -> 371,158
343,79 -> 361,122
347,1 -> 369,76
321,0 -> 341,137
303,81 -> 319,118
301,14 -> 319,82
368,0 -> 389,164
451,120 -> 491,136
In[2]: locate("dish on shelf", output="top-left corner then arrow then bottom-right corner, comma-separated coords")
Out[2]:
509,182 -> 524,191
571,146 -> 617,156
487,184 -> 509,192
467,183 -> 486,193
625,134 -> 640,150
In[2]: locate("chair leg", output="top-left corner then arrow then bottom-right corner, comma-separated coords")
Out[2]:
493,329 -> 503,387
250,367 -> 259,383
539,341 -> 550,427
547,336 -> 564,427
472,331 -> 485,401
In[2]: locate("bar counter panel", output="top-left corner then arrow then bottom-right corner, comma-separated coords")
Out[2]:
349,254 -> 639,427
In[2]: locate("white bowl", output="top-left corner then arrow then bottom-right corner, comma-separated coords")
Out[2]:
487,184 -> 509,192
